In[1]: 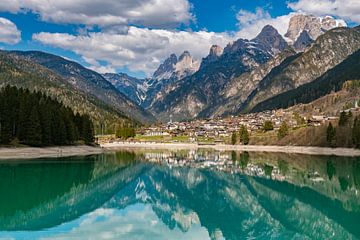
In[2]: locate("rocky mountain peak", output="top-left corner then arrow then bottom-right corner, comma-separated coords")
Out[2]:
152,51 -> 199,81
285,13 -> 347,42
175,51 -> 200,80
253,25 -> 288,55
209,45 -> 224,57
152,54 -> 178,80
200,45 -> 224,68
178,51 -> 191,61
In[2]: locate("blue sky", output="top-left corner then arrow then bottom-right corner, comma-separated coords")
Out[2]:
0,0 -> 358,78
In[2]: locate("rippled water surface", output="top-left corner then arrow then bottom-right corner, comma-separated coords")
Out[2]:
0,150 -> 360,240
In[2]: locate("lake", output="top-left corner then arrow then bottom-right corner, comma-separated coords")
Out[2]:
0,149 -> 359,240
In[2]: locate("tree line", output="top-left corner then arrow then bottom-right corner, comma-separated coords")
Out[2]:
0,85 -> 94,146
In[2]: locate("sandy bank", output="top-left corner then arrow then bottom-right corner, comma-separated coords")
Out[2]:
102,142 -> 360,157
0,145 -> 103,160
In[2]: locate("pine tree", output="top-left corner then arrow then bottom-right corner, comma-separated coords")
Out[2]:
339,111 -> 349,126
81,115 -> 94,144
239,125 -> 249,145
278,122 -> 289,139
327,122 -> 336,146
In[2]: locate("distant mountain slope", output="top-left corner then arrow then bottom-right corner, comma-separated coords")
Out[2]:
0,51 -> 130,131
11,51 -> 155,124
243,27 -> 360,112
102,73 -> 146,105
251,49 -> 360,112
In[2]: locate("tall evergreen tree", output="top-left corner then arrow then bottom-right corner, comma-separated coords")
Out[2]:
239,125 -> 249,145
327,122 -> 336,145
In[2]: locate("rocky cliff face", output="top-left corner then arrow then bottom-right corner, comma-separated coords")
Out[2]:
285,14 -> 347,43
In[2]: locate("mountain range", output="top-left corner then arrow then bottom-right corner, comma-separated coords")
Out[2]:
1,13 -> 358,125
102,13 -> 356,122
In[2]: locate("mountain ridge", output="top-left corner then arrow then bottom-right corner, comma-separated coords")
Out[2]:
11,50 -> 156,124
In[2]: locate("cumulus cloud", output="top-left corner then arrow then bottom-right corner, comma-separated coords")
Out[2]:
236,8 -> 294,39
289,0 -> 360,23
33,27 -> 232,75
0,17 -> 21,44
0,0 -> 194,28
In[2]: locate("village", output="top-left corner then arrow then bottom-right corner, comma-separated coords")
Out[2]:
137,109 -> 342,143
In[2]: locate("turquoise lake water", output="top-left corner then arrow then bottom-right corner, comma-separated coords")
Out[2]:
0,150 -> 359,240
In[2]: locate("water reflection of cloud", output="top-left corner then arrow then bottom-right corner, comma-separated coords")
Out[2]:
40,204 -> 210,240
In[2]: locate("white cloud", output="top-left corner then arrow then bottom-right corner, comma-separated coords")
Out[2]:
236,8 -> 294,39
33,27 -> 232,75
289,0 -> 360,23
0,17 -> 21,44
0,0 -> 194,28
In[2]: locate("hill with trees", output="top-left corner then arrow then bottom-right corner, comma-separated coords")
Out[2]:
0,51 -> 136,134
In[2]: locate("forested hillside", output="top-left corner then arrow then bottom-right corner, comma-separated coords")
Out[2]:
251,49 -> 360,112
0,85 -> 94,146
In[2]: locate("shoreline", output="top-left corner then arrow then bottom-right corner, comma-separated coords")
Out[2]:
0,145 -> 103,160
1,142 -> 360,160
102,142 -> 360,157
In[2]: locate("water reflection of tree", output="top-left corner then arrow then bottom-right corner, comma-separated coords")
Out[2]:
327,160 -> 336,180
278,159 -> 289,175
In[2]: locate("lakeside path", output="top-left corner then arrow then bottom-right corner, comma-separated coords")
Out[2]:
0,146 -> 103,160
102,142 -> 360,157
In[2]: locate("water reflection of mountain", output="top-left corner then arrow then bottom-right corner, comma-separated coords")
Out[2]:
109,162 -> 360,240
0,152 -> 147,230
1,150 -> 360,240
